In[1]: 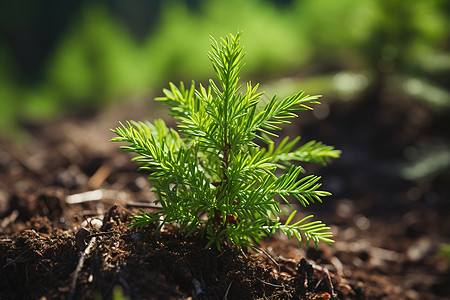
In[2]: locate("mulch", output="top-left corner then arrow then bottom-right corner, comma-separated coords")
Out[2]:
1,97 -> 449,299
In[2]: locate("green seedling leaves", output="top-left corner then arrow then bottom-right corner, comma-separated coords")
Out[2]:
112,32 -> 340,250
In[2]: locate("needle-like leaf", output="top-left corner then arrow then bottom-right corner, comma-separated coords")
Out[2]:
111,32 -> 340,250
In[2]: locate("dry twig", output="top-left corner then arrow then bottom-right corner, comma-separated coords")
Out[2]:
68,236 -> 96,300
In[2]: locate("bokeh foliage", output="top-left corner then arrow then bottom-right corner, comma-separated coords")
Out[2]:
0,0 -> 448,140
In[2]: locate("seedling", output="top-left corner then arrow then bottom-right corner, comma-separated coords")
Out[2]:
111,32 -> 340,250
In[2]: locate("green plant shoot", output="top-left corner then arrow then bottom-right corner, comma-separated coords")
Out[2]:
111,32 -> 340,250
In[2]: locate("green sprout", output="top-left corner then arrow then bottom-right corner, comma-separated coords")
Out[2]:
111,32 -> 340,250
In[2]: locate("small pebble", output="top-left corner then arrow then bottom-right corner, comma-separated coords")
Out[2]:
80,218 -> 103,229
75,227 -> 91,251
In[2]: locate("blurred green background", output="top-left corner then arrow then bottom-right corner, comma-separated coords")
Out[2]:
1,0 -> 448,138
1,0 -> 450,190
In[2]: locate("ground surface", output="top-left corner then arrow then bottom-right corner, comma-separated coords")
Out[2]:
0,92 -> 449,299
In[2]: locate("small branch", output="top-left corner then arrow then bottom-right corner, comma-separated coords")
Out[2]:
75,227 -> 116,251
66,189 -> 130,204
87,231 -> 116,239
256,277 -> 285,289
126,201 -> 162,210
309,260 -> 335,296
68,236 -> 96,300
330,256 -> 344,277
223,278 -> 234,300
254,246 -> 280,272
88,163 -> 111,189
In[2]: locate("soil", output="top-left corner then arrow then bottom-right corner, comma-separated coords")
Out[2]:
0,92 -> 449,299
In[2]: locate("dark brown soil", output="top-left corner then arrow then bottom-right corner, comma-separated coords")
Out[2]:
1,95 -> 449,299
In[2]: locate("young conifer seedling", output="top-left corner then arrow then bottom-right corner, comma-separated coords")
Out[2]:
111,32 -> 340,250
